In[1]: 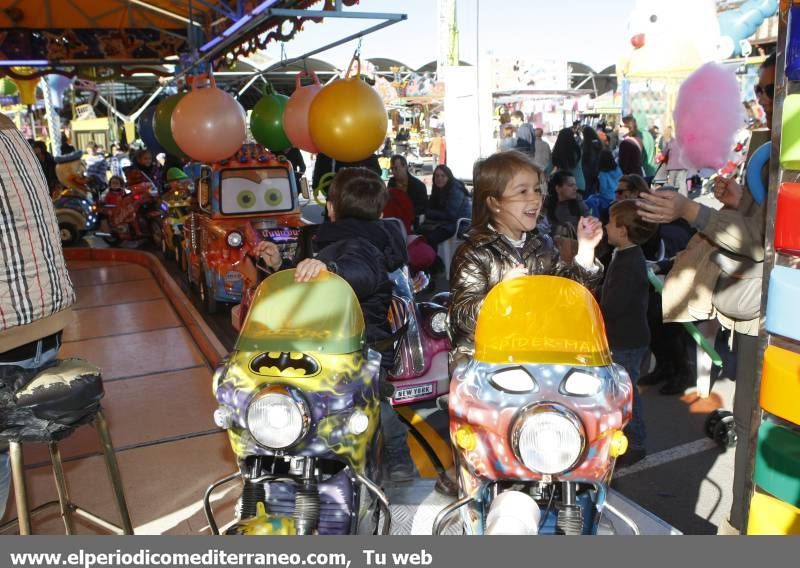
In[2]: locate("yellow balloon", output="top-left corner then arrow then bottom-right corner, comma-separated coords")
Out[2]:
10,67 -> 39,106
308,76 -> 387,162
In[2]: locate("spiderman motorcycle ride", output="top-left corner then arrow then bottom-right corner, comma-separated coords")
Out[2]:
434,276 -> 635,535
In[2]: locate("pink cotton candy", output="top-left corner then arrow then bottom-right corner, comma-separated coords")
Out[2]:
674,62 -> 744,170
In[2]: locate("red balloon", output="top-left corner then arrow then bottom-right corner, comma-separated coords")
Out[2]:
283,71 -> 323,153
171,86 -> 246,162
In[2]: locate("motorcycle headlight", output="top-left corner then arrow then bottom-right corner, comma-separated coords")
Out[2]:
561,370 -> 603,396
430,311 -> 448,335
246,392 -> 307,449
347,409 -> 370,435
227,231 -> 243,248
420,303 -> 448,338
490,367 -> 537,394
512,405 -> 585,475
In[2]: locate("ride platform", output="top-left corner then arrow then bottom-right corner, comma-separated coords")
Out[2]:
0,250 -> 679,535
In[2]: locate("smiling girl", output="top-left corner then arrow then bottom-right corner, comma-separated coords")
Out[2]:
448,150 -> 604,364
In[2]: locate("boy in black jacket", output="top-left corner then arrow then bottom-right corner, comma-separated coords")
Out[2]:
257,167 -> 416,481
601,199 -> 657,466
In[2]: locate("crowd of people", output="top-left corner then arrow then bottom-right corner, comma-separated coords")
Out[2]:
28,135 -> 180,200
497,110 -> 709,202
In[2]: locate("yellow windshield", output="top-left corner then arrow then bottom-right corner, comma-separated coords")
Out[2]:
236,269 -> 365,354
474,275 -> 611,366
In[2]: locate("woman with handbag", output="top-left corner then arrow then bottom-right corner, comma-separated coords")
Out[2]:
635,52 -> 776,534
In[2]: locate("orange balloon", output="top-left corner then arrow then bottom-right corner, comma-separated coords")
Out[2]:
309,76 -> 387,162
171,86 -> 246,163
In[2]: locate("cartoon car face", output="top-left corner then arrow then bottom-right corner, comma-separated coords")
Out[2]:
219,168 -> 294,216
182,146 -> 304,309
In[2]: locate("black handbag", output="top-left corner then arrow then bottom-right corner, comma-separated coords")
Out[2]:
710,249 -> 763,321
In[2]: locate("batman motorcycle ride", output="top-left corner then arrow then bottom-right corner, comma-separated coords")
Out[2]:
204,269 -> 391,535
434,275 -> 637,535
234,220 -> 451,409
229,219 -> 455,494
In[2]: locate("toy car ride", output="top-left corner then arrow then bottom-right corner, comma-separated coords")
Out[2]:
183,144 -> 303,314
158,167 -> 194,264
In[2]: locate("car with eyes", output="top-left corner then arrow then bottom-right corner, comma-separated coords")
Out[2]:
182,144 -> 303,314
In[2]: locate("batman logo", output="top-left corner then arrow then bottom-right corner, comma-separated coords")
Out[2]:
250,352 -> 320,377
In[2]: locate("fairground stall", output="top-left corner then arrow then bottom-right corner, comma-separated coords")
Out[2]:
3,0 -> 774,539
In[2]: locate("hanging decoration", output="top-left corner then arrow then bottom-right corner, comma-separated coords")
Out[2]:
171,75 -> 246,163
137,106 -> 166,155
249,83 -> 291,152
718,0 -> 779,58
309,56 -> 388,162
9,67 -> 39,107
154,93 -> 189,158
283,70 -> 323,153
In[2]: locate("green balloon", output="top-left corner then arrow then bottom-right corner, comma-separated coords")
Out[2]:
250,93 -> 291,151
154,93 -> 188,158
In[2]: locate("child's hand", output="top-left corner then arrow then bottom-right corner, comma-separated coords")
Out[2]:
502,264 -> 528,282
713,176 -> 743,209
254,241 -> 282,271
576,216 -> 603,249
295,259 -> 328,282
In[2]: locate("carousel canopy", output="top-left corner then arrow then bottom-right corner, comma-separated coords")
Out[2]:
0,0 -> 361,79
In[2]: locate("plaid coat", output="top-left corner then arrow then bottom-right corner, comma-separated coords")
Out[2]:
0,119 -> 75,352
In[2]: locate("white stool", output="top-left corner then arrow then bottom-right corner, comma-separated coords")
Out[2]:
440,218 -> 471,278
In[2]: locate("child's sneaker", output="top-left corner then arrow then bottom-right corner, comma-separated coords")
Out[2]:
388,460 -> 418,483
385,448 -> 418,482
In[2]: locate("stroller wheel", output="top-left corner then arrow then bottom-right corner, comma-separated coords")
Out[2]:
712,414 -> 737,449
704,409 -> 731,439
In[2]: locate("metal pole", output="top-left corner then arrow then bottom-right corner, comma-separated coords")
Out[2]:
48,442 -> 76,534
41,77 -> 62,157
476,0 -> 481,156
9,443 -> 31,535
94,411 -> 134,535
175,9 -> 406,86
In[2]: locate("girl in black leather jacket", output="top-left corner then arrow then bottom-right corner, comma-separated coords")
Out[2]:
448,151 -> 604,363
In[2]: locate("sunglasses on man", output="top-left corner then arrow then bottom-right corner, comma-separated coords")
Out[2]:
755,83 -> 774,97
